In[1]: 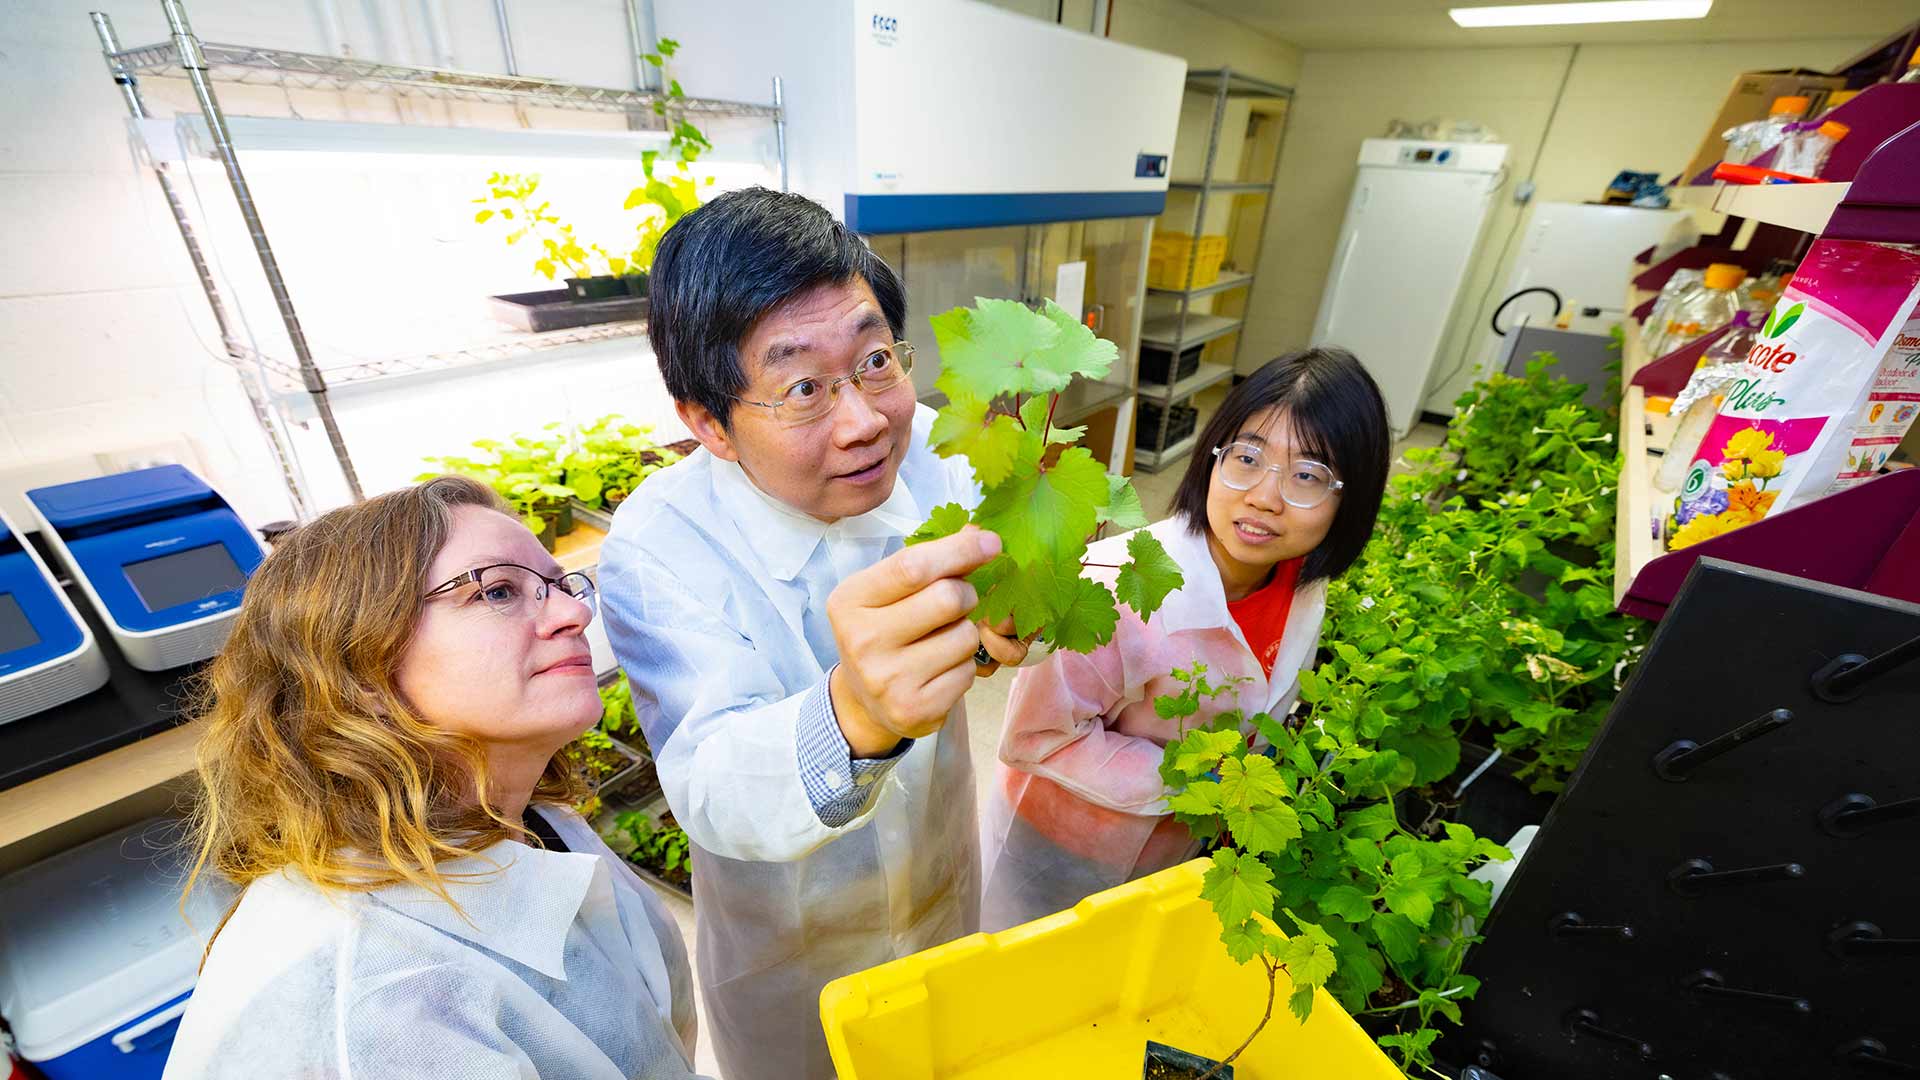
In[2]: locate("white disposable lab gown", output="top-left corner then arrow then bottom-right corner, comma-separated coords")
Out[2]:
598,404 -> 982,1080
162,806 -> 705,1079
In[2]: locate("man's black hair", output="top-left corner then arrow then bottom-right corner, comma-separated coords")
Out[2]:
646,187 -> 906,429
1170,346 -> 1391,586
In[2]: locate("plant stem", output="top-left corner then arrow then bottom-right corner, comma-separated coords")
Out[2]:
1043,391 -> 1059,444
1080,560 -> 1123,569
1195,957 -> 1278,1080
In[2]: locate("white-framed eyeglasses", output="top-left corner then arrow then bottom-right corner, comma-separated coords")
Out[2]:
1211,443 -> 1345,509
424,563 -> 598,619
734,341 -> 916,428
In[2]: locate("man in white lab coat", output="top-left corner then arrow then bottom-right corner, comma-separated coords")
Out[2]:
598,187 -> 1026,1080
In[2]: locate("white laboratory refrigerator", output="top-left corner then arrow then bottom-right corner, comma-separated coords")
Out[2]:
1310,139 -> 1509,437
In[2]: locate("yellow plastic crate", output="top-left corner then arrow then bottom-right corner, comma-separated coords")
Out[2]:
819,859 -> 1399,1080
1148,233 -> 1228,291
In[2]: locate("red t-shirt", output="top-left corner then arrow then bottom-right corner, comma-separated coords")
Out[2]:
1226,558 -> 1303,676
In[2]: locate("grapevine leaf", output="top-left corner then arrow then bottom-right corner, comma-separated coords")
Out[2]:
1034,299 -> 1119,386
974,446 -> 1108,569
1280,925 -> 1338,991
964,554 -> 1016,621
1379,729 -> 1460,786
1378,1028 -> 1439,1066
1100,473 -> 1149,529
1201,848 -> 1277,929
1216,755 -> 1300,856
1114,530 -> 1184,620
1317,884 -> 1376,924
1370,911 -> 1420,964
1382,879 -> 1436,929
1044,575 -> 1121,652
1166,779 -> 1224,817
1220,917 -> 1275,965
931,298 -> 1064,401
1155,689 -> 1200,721
1018,393 -> 1085,447
906,502 -> 972,547
1167,728 -> 1243,777
977,555 -> 1075,640
928,393 -> 1028,488
1287,984 -> 1317,1025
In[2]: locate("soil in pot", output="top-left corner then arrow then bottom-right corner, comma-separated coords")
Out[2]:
548,501 -> 575,537
1142,1041 -> 1233,1080
1435,740 -> 1556,845
566,275 -> 626,301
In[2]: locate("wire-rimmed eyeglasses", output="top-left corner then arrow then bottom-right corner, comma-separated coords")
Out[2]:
424,563 -> 597,618
1211,443 -> 1345,509
733,342 -> 916,427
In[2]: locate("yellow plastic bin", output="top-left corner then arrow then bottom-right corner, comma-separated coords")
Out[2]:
819,859 -> 1399,1079
1148,233 -> 1227,290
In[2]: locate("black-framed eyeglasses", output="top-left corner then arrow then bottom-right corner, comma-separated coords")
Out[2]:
1211,443 -> 1346,509
424,563 -> 597,619
733,341 -> 916,428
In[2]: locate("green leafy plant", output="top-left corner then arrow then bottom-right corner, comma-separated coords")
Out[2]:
624,37 -> 714,274
1307,354 -> 1642,795
473,172 -> 630,281
614,808 -> 692,884
419,416 -> 683,536
562,416 -> 684,509
597,671 -> 647,749
1160,666 -> 1510,1076
473,41 -> 715,282
905,298 -> 1183,651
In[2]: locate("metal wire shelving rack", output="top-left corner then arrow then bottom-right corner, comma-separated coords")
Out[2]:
1135,68 -> 1290,472
91,0 -> 786,511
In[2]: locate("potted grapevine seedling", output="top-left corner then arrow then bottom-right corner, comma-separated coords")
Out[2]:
905,298 -> 1184,649
1160,663 -> 1512,1076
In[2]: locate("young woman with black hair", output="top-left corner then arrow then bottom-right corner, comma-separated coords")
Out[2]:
978,346 -> 1392,931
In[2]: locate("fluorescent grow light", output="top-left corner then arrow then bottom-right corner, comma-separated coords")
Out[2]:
135,115 -> 670,166
1449,1 -> 1712,27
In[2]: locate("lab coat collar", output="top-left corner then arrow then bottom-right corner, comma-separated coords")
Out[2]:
1150,516 -> 1235,636
709,453 -> 923,581
368,825 -> 601,982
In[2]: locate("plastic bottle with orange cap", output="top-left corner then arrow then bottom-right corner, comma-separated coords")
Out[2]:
1721,95 -> 1810,166
1649,263 -> 1747,360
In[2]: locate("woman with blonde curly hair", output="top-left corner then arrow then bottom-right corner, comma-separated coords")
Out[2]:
162,475 -> 706,1079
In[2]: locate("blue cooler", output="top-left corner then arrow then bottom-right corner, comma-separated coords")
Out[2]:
0,819 -> 235,1080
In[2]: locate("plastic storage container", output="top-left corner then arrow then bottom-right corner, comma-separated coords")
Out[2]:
1721,95 -> 1808,165
1648,263 -> 1745,359
1773,120 -> 1849,178
1641,268 -> 1704,352
1139,342 -> 1203,387
1148,233 -> 1227,290
0,819 -> 235,1080
1136,401 -> 1198,448
819,859 -> 1398,1079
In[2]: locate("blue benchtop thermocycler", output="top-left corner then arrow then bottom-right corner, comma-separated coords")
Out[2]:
0,506 -> 109,724
26,465 -> 264,672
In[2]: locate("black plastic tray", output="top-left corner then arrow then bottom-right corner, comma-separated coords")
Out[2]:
487,289 -> 648,332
